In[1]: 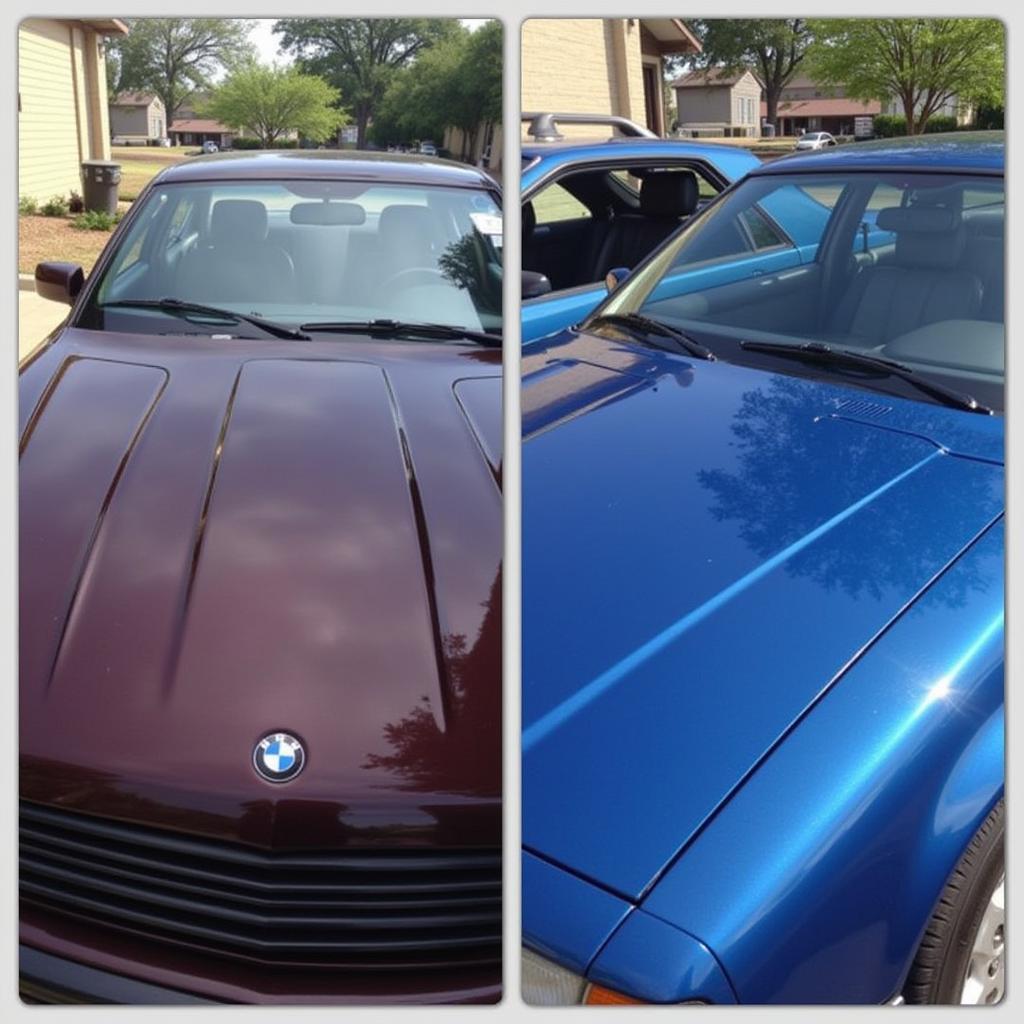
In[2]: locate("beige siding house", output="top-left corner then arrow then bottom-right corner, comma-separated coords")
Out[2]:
521,19 -> 701,139
673,68 -> 763,137
109,92 -> 166,143
18,18 -> 128,201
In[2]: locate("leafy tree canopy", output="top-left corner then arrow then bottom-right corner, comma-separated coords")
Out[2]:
807,18 -> 1005,134
203,64 -> 346,147
272,18 -> 459,147
372,21 -> 501,155
107,18 -> 254,122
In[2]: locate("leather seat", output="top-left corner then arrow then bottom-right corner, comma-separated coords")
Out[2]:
176,199 -> 295,305
828,205 -> 983,344
590,171 -> 699,280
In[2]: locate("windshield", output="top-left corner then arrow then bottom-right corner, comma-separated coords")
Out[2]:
597,169 -> 1004,411
78,178 -> 503,338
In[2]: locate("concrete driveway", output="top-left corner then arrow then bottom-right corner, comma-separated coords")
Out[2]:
18,276 -> 66,362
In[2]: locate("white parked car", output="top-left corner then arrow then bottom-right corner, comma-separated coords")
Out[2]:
418,141 -> 438,156
794,131 -> 838,151
202,140 -> 220,154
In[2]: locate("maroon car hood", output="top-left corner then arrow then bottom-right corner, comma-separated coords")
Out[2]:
19,329 -> 502,850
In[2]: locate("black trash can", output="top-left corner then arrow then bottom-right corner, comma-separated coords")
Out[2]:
81,160 -> 121,215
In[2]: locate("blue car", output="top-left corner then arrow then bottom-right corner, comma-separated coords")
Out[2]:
520,113 -> 761,343
522,133 -> 1004,1005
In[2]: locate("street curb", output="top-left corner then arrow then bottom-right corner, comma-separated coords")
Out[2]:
19,274 -> 36,292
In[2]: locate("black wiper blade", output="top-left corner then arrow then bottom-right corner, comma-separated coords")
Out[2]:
300,319 -> 501,347
98,298 -> 309,341
740,340 -> 992,415
588,312 -> 715,360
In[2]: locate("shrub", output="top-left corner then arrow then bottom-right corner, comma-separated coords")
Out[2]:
871,114 -> 906,138
18,195 -> 38,215
68,191 -> 85,213
923,115 -> 959,134
229,136 -> 261,149
70,210 -> 119,231
40,194 -> 69,217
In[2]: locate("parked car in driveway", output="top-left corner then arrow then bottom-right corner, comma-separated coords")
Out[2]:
21,149 -> 503,1004
795,130 -> 837,150
520,113 -> 762,343
521,133 -> 1004,1005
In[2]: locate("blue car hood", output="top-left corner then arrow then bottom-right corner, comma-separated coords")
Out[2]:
522,332 -> 1004,900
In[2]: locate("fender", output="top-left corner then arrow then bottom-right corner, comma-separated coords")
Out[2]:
638,516 -> 1004,1003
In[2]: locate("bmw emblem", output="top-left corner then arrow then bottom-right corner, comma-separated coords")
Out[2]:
253,731 -> 305,783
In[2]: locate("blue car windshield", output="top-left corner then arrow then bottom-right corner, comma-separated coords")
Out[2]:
599,170 -> 1004,410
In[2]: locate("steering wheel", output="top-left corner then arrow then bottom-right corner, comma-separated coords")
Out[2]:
379,267 -> 448,291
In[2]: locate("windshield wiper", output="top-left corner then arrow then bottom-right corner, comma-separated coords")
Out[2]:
587,312 -> 715,361
97,298 -> 309,341
299,319 -> 501,347
739,340 -> 992,415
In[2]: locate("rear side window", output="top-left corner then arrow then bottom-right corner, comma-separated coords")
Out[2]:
531,182 -> 591,225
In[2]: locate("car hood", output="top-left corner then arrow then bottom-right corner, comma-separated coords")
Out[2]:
522,331 -> 1004,899
20,328 -> 502,850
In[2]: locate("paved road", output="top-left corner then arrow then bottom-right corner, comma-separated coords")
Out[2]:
18,282 -> 66,362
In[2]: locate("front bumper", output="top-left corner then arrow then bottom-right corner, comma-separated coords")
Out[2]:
20,947 -> 211,1004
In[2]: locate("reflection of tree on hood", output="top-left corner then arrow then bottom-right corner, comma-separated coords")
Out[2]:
697,375 -> 999,608
362,570 -> 501,796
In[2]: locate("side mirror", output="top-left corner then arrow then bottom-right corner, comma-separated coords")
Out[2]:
522,270 -> 552,300
36,262 -> 84,305
604,267 -> 631,294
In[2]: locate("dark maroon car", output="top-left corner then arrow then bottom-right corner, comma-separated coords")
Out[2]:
19,151 -> 502,1003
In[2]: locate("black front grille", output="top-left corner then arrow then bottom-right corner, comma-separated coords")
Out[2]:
20,802 -> 501,971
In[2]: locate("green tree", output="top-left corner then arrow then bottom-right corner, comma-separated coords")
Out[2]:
107,18 -> 254,122
273,18 -> 459,148
808,19 -> 1005,135
204,64 -> 346,147
371,21 -> 501,158
681,20 -> 812,129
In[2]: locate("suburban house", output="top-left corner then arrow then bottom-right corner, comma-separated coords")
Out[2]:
18,17 -> 128,202
766,76 -> 881,136
109,92 -> 166,144
672,68 -> 763,137
521,18 -> 702,139
168,119 -> 235,149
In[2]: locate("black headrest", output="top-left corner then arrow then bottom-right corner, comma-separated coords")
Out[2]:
290,201 -> 366,226
522,200 -> 536,237
876,205 -> 966,269
876,206 -> 961,234
640,171 -> 699,219
211,199 -> 268,245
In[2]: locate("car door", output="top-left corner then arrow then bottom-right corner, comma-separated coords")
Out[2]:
522,159 -> 733,345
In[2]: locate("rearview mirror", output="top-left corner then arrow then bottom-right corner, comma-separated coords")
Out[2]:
604,267 -> 631,294
35,262 -> 84,305
522,270 -> 552,300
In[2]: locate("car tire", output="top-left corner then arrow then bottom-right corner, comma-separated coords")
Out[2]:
903,799 -> 1004,1004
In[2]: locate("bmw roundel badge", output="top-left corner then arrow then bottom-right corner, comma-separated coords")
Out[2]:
253,732 -> 305,783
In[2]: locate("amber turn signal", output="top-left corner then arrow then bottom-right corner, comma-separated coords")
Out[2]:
584,984 -> 646,1005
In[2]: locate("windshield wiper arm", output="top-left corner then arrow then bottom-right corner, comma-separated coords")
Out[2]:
299,319 -> 501,347
98,298 -> 309,341
739,340 -> 992,415
587,312 -> 715,360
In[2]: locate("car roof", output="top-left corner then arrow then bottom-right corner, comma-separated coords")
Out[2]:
521,136 -> 762,188
756,131 -> 1004,175
153,149 -> 496,189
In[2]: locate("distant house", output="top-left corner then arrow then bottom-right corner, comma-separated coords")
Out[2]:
765,76 -> 881,136
109,92 -> 166,144
522,19 -> 702,139
18,17 -> 128,202
672,68 -> 762,137
168,119 -> 234,149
